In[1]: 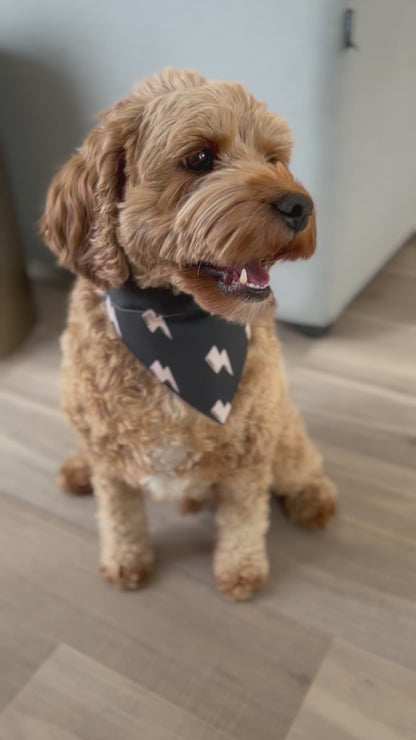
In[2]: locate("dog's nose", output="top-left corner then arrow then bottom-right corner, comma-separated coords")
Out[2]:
272,193 -> 313,233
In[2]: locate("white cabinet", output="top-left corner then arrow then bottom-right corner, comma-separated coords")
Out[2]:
272,0 -> 416,327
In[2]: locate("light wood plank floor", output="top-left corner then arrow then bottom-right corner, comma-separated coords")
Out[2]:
286,640 -> 416,739
0,644 -> 232,740
0,236 -> 415,739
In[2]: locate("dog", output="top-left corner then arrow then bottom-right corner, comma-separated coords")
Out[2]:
41,68 -> 336,600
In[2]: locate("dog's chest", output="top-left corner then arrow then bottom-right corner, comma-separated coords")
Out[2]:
140,441 -> 206,502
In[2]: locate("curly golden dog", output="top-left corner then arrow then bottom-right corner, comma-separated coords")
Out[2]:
41,68 -> 336,600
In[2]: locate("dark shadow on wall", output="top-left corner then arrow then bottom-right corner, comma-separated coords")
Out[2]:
0,51 -> 88,270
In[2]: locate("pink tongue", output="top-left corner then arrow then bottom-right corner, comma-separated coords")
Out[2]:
245,261 -> 269,286
219,262 -> 269,286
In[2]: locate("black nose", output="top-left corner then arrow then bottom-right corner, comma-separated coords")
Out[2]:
272,192 -> 313,232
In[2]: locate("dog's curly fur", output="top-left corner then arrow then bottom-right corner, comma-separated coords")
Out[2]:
41,68 -> 336,600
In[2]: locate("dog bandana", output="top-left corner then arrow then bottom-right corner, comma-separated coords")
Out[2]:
105,280 -> 249,423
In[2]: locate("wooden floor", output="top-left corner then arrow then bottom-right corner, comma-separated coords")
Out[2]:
0,237 -> 415,739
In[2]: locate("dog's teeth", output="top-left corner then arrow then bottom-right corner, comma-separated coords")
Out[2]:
240,268 -> 248,285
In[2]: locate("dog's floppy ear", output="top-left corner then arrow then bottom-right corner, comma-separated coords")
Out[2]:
40,100 -> 142,289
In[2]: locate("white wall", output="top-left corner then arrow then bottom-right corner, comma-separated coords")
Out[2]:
1,0 -> 414,326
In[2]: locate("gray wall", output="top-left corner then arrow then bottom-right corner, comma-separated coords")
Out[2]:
0,0 -> 341,278
1,0 -> 414,325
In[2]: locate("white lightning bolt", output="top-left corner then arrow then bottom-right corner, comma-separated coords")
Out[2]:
211,400 -> 232,424
105,296 -> 122,337
142,310 -> 172,339
205,346 -> 234,375
149,360 -> 179,393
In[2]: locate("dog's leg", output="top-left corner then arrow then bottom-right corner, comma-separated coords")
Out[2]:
272,404 -> 337,528
92,470 -> 153,590
213,472 -> 270,601
59,451 -> 92,495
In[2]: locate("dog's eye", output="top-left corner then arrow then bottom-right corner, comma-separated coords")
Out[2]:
267,156 -> 278,166
183,148 -> 214,173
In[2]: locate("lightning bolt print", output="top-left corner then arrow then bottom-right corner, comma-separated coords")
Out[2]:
211,400 -> 232,424
149,360 -> 179,393
205,346 -> 234,376
142,310 -> 172,339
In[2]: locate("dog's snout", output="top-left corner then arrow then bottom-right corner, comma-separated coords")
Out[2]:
272,193 -> 313,233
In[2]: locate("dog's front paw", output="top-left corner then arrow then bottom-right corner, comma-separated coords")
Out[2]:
214,554 -> 269,601
281,475 -> 337,529
99,549 -> 154,590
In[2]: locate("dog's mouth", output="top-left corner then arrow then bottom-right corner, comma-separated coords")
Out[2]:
196,261 -> 271,302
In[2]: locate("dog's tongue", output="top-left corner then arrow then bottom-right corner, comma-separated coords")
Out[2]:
244,261 -> 270,287
219,261 -> 270,287
201,260 -> 270,288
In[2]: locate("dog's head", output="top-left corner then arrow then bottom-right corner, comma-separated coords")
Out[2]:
41,68 -> 316,323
